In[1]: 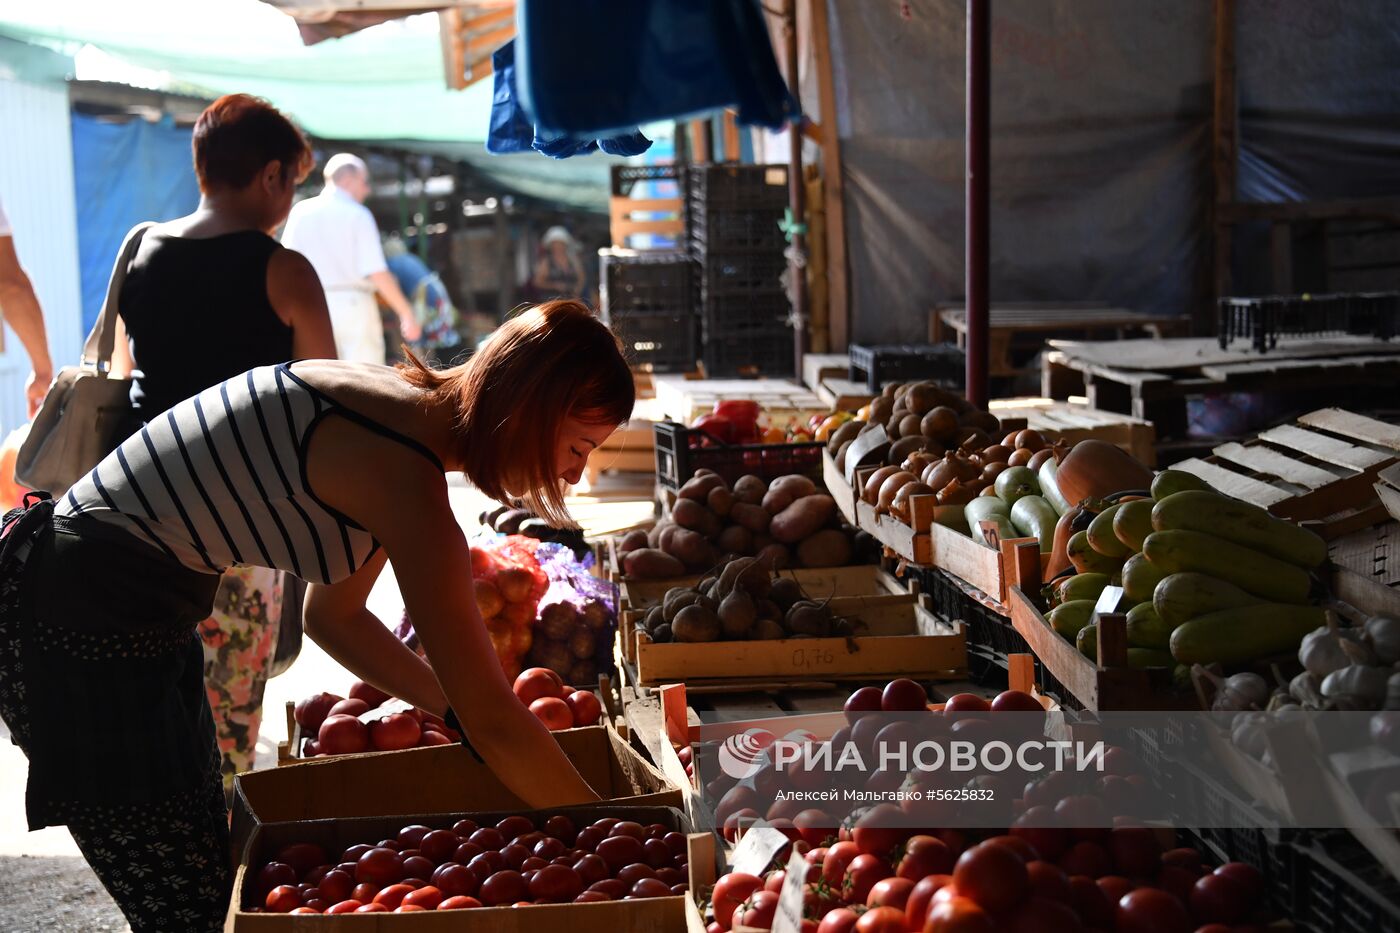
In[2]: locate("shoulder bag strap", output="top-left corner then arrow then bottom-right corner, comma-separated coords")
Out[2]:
81,222 -> 155,373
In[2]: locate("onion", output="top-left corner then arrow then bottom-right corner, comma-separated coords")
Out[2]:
982,444 -> 1013,464
902,451 -> 940,477
1027,448 -> 1056,471
876,471 -> 918,515
1008,448 -> 1033,467
951,455 -> 981,481
862,465 -> 903,504
891,481 -> 934,523
1001,431 -> 1019,447
922,456 -> 959,491
1015,429 -> 1047,452
936,479 -> 979,506
982,461 -> 1009,481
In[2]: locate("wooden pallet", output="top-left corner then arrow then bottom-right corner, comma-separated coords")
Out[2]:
584,421 -> 657,484
1169,408 -> 1400,539
652,375 -> 828,425
1328,519 -> 1400,619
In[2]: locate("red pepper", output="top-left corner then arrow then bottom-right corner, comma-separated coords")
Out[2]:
691,413 -> 737,444
713,399 -> 761,426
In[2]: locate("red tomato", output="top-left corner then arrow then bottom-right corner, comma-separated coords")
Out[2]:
432,863 -> 478,898
1006,896 -> 1084,933
1188,873 -> 1248,924
631,878 -> 674,898
402,886 -> 443,910
530,697 -> 574,731
348,679 -> 390,706
468,851 -> 506,880
534,837 -> 567,861
1155,866 -> 1198,903
514,667 -> 564,704
401,856 -> 435,879
1109,828 -> 1162,879
844,687 -> 884,724
588,879 -> 627,899
845,854 -> 893,905
1025,861 -> 1072,903
1097,875 -> 1135,905
643,837 -> 674,869
409,829 -> 452,864
372,884 -> 416,909
925,894 -> 995,933
712,872 -> 763,932
468,827 -> 506,850
822,841 -> 861,888
350,883 -> 377,903
804,882 -> 840,918
574,891 -> 611,903
1057,842 -> 1110,879
817,907 -> 860,933
325,899 -> 363,914
853,805 -> 907,857
866,877 -> 914,911
764,870 -> 786,894
1159,849 -> 1204,871
595,835 -> 646,872
1067,875 -> 1113,929
573,854 -> 609,885
395,904 -> 426,912
855,906 -> 907,933
735,890 -> 780,929
566,690 -> 604,727
355,848 -> 404,886
496,815 -> 536,839
981,835 -> 1039,864
545,814 -> 578,844
953,842 -> 1030,912
264,885 -> 301,913
990,690 -> 1044,712
616,863 -> 656,887
317,869 -> 354,904
355,903 -> 389,912
1211,863 -> 1262,904
1116,888 -> 1192,933
501,843 -> 531,870
275,843 -> 328,878
327,698 -> 371,719
369,713 -> 421,751
529,864 -> 584,902
480,870 -> 529,906
289,907 -> 321,914
943,693 -> 992,713
881,678 -> 929,711
1010,813 -> 1070,862
438,895 -> 483,909
317,714 -> 369,755
453,819 -> 478,838
793,809 -> 836,848
609,821 -> 646,840
256,862 -> 297,894
416,730 -> 452,747
897,835 -> 954,881
906,874 -> 955,931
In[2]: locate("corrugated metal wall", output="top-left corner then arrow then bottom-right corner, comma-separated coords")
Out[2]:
0,75 -> 82,435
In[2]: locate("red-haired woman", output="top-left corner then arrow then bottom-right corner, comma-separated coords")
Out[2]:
104,93 -> 337,806
0,300 -> 632,931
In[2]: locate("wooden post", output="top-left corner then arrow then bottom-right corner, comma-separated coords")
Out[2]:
1097,613 -> 1129,669
689,120 -> 713,165
782,0 -> 810,379
965,0 -> 991,408
1007,653 -> 1036,695
1014,541 -> 1042,592
807,0 -> 850,351
721,110 -> 741,162
1211,0 -> 1237,334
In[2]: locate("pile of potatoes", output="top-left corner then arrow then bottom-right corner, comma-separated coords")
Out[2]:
828,381 -> 1004,476
617,471 -> 855,579
638,555 -> 853,644
525,598 -> 614,687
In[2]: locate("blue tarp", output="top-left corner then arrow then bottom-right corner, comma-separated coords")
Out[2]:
71,113 -> 200,334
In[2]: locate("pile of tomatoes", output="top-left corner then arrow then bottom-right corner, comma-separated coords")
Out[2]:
708,829 -> 1268,933
247,812 -> 690,915
294,669 -> 604,759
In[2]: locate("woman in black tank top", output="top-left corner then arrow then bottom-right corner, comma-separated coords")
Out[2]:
106,96 -> 337,820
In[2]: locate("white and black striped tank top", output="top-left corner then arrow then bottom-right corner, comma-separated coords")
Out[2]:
56,362 -> 443,584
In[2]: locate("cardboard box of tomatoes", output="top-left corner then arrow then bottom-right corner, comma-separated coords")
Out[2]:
228,803 -> 714,930
232,724 -> 683,868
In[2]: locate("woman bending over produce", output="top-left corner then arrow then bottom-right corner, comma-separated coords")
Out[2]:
0,299 -> 633,932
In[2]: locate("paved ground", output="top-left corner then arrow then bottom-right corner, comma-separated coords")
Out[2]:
0,472 -> 651,928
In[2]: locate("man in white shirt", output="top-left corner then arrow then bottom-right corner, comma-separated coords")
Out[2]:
281,154 -> 420,364
0,195 -> 54,416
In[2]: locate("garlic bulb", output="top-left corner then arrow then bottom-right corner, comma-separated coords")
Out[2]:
1320,664 -> 1391,710
1231,711 -> 1270,760
1365,615 -> 1400,665
1298,622 -> 1357,679
1386,672 -> 1400,712
1218,672 -> 1269,710
1289,671 -> 1324,709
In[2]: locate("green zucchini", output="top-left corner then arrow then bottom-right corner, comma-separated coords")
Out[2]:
1048,599 -> 1097,640
1076,622 -> 1098,660
1068,530 -> 1125,576
1113,500 -> 1155,552
1142,529 -> 1312,604
1125,602 -> 1176,649
1152,571 -> 1261,626
1010,495 -> 1058,553
1121,553 -> 1166,606
1087,503 -> 1133,559
964,497 -> 1014,548
1127,648 -> 1174,668
1168,602 -> 1328,664
1150,469 -> 1212,501
1057,572 -> 1109,603
1151,490 -> 1327,569
1039,459 -> 1071,515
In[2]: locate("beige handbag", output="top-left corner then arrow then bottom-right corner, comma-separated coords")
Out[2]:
14,223 -> 151,496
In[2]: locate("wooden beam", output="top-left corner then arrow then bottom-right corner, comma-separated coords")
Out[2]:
1219,197 -> 1400,224
1211,0 -> 1237,331
721,109 -> 741,162
438,9 -> 466,90
460,6 -> 515,32
465,23 -> 515,56
807,0 -> 850,350
689,119 -> 712,165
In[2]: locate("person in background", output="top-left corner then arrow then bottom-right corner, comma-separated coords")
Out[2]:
0,195 -> 55,418
107,93 -> 338,802
282,154 -> 421,363
382,236 -> 462,365
531,225 -> 587,300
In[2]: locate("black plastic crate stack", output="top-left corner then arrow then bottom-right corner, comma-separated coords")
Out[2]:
687,164 -> 793,376
1217,291 -> 1400,353
599,250 -> 697,372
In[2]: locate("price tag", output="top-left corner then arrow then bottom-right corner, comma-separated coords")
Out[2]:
1093,585 -> 1125,617
843,424 -> 890,483
731,824 -> 790,877
356,697 -> 412,725
770,849 -> 811,933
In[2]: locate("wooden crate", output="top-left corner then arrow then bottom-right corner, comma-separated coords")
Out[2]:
801,353 -> 850,393
585,420 -> 657,484
620,564 -> 909,668
653,376 -> 828,426
1170,408 -> 1400,539
852,465 -> 934,564
818,377 -> 876,412
633,588 -> 966,689
927,521 -> 1046,607
988,397 -> 1158,467
822,449 -> 858,525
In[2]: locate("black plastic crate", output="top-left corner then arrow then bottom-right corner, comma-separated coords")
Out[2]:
652,420 -> 822,490
689,206 -> 786,254
1291,831 -> 1400,933
600,250 -> 694,317
849,343 -> 967,393
1217,291 -> 1400,353
696,250 -> 787,299
609,312 -> 697,373
702,326 -> 796,377
700,292 -> 791,337
686,163 -> 789,211
611,163 -> 682,198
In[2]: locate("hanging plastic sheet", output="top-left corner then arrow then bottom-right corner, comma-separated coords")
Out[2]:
514,0 -> 795,137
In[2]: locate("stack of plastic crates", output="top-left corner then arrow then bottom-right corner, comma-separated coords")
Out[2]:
599,249 -> 697,372
686,164 -> 793,376
1217,291 -> 1400,353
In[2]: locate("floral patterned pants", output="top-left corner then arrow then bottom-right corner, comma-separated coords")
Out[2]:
197,565 -> 283,801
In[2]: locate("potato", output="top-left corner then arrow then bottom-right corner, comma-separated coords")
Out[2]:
569,627 -> 598,660
672,498 -> 713,532
869,396 -> 894,425
623,548 -> 685,579
797,529 -> 853,568
580,599 -> 611,632
828,420 -> 862,451
751,532 -> 775,552
887,436 -> 927,466
770,495 -> 838,543
732,474 -> 767,505
496,568 -> 535,602
678,473 -> 726,502
617,529 -> 649,555
730,502 -> 772,534
499,600 -> 535,627
646,521 -> 667,548
474,579 -> 504,618
770,475 -> 818,499
539,602 -> 577,640
532,639 -> 573,674
658,524 -> 681,553
754,542 -> 791,570
716,524 -> 753,556
707,486 -> 734,518
835,439 -> 854,473
667,528 -> 713,568
672,604 -> 721,643
569,659 -> 598,686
